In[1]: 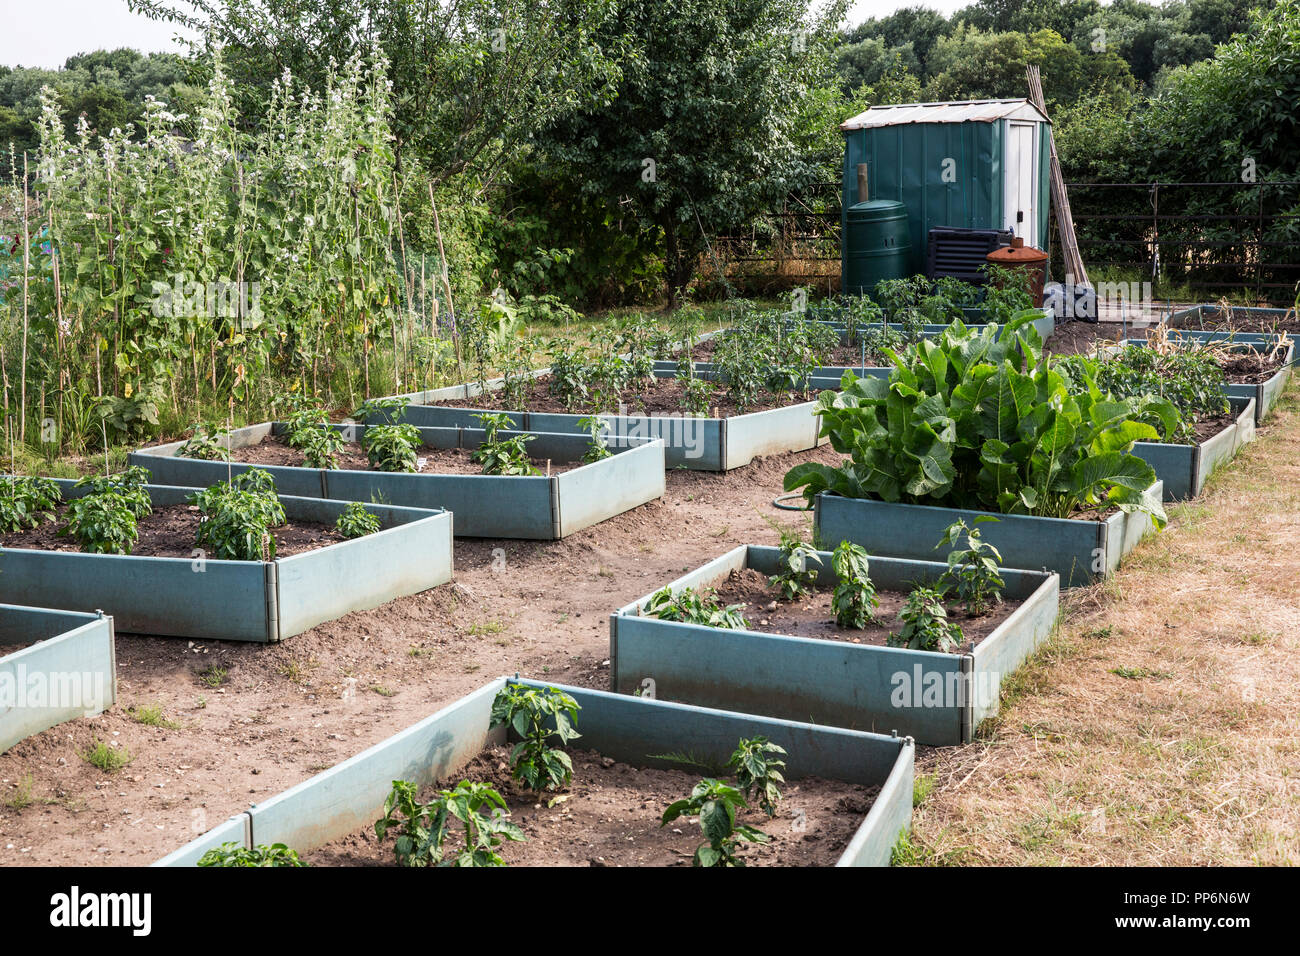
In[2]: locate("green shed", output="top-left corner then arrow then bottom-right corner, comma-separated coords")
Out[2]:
840,98 -> 1052,280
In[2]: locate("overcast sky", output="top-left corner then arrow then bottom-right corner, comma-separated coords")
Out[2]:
0,1 -> 1034,70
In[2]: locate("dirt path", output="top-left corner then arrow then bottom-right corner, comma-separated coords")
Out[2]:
901,384 -> 1300,866
0,445 -> 835,865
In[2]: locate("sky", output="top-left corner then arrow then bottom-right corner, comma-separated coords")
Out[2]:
1,0 -> 1061,71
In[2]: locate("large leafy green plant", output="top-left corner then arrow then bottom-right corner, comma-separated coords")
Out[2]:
786,318 -> 1168,526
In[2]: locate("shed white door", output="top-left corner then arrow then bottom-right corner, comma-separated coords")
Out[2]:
1005,121 -> 1038,248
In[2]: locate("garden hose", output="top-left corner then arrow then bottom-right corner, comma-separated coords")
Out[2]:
773,492 -> 810,511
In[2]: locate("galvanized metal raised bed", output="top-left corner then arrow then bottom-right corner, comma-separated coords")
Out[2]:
610,545 -> 1058,746
1130,397 -> 1256,500
374,388 -> 820,472
131,422 -> 665,539
0,479 -> 453,642
155,677 -> 915,867
1,605 -> 116,753
813,484 -> 1164,589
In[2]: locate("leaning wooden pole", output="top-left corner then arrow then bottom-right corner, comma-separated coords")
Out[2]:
1026,66 -> 1089,292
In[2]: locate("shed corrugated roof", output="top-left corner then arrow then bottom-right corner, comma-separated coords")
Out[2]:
840,98 -> 1050,131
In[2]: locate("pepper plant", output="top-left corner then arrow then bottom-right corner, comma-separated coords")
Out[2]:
579,415 -> 612,463
472,413 -> 538,476
178,423 -> 230,461
490,685 -> 582,792
728,737 -> 787,818
197,843 -> 306,867
0,476 -> 62,532
831,540 -> 878,629
935,518 -> 1005,617
661,779 -> 769,867
769,530 -> 821,601
375,779 -> 524,867
363,424 -> 423,473
889,587 -> 963,652
335,501 -> 380,539
645,585 -> 748,629
74,466 -> 153,520
59,492 -> 139,555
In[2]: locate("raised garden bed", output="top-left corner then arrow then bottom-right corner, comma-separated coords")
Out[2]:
610,545 -> 1058,745
131,422 -> 665,539
1,605 -> 116,753
156,678 -> 915,867
0,478 -> 452,642
1120,337 -> 1294,426
813,485 -> 1163,589
381,386 -> 820,472
1131,396 -> 1256,500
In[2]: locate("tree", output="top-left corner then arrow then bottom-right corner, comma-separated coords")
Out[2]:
128,0 -> 625,185
540,0 -> 847,306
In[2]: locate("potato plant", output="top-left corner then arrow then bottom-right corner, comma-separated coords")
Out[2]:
362,423 -> 423,473
661,779 -> 769,867
728,736 -> 787,818
645,585 -> 748,629
889,587 -> 964,652
490,685 -> 582,792
197,842 -> 306,867
375,779 -> 524,867
831,540 -> 878,628
335,501 -> 380,539
935,518 -> 1005,617
0,476 -> 62,532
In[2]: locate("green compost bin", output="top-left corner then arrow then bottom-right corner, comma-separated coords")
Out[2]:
842,199 -> 911,296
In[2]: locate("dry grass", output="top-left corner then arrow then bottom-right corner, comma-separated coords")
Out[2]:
905,384 -> 1300,866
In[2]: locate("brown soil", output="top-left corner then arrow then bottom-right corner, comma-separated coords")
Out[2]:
306,745 -> 877,867
0,503 -> 341,559
712,567 -> 1017,651
0,441 -> 850,866
1216,350 -> 1289,385
226,435 -> 579,475
1188,412 -> 1237,444
428,374 -> 813,418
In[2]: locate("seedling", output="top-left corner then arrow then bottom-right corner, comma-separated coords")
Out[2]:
490,685 -> 582,792
644,585 -> 748,629
0,475 -> 62,532
661,779 -> 769,867
335,501 -> 380,538
578,415 -> 612,463
375,779 -> 524,867
769,530 -> 820,601
81,739 -> 132,772
198,842 -> 307,867
728,736 -> 787,818
935,518 -> 1005,617
362,423 -> 422,472
177,422 -> 230,461
831,540 -> 878,628
59,492 -> 139,554
889,587 -> 964,652
472,413 -> 538,476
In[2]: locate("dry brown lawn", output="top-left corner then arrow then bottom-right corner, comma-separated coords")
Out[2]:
902,384 -> 1300,866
